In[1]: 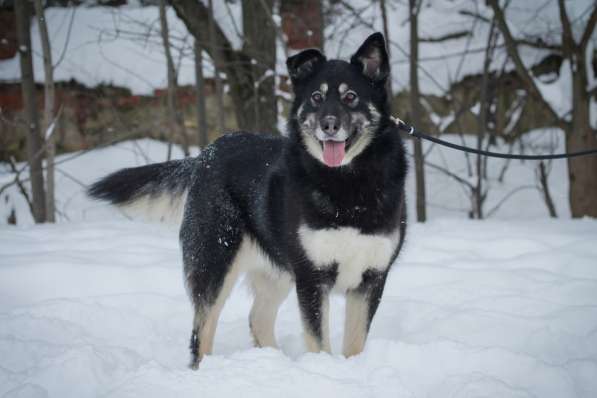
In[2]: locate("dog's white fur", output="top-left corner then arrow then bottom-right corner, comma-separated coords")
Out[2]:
298,224 -> 399,291
117,190 -> 188,224
297,224 -> 400,354
248,269 -> 292,348
343,290 -> 370,356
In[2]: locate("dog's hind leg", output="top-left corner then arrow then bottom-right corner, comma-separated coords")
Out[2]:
182,190 -> 244,369
342,270 -> 388,357
187,256 -> 242,369
248,270 -> 292,348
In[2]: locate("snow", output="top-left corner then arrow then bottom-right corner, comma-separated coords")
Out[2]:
1,132 -> 596,396
2,3 -> 595,393
1,217 -> 597,397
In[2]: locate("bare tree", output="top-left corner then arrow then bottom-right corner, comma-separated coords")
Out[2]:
409,0 -> 426,222
487,0 -> 597,218
243,0 -> 277,132
172,0 -> 278,133
33,0 -> 56,223
15,0 -> 46,223
472,21 -> 497,219
537,161 -> 558,218
159,0 -> 190,160
195,39 -> 209,148
379,0 -> 393,100
208,0 -> 226,133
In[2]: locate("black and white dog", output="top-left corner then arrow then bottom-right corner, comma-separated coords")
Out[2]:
89,32 -> 408,369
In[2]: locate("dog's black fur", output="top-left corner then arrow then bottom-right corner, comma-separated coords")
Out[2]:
89,32 -> 408,368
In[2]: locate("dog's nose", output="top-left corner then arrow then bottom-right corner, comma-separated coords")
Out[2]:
322,116 -> 340,136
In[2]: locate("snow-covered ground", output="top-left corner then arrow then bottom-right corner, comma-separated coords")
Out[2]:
1,218 -> 596,397
1,135 -> 597,397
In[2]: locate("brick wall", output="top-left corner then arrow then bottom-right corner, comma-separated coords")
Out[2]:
281,0 -> 323,50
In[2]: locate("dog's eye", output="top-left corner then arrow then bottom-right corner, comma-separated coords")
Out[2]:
311,91 -> 323,104
343,91 -> 358,105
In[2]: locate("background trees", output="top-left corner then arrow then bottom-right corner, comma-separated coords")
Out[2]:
1,0 -> 595,223
14,0 -> 46,223
487,0 -> 597,218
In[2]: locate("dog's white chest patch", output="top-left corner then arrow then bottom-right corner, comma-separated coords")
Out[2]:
298,224 -> 399,291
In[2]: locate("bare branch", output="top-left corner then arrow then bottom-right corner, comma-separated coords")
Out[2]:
557,0 -> 576,56
515,38 -> 561,51
485,185 -> 536,218
404,152 -> 474,189
420,30 -> 470,43
537,161 -> 558,218
171,0 -> 239,72
458,9 -> 490,23
258,0 -> 288,57
7,158 -> 34,217
53,7 -> 76,69
580,4 -> 597,50
487,0 -> 568,131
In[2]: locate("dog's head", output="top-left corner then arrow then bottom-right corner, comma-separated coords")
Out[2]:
287,32 -> 390,168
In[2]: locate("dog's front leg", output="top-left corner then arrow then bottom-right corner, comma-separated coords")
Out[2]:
343,270 -> 387,357
296,274 -> 331,353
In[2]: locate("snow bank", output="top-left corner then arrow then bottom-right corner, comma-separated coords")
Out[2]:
1,218 -> 596,397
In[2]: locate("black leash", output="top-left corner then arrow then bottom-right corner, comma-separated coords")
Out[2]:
392,117 -> 597,160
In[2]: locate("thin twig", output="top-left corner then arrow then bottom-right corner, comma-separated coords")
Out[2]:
53,7 -> 77,69
7,157 -> 34,216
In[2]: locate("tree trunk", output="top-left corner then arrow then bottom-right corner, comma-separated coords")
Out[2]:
172,0 -> 278,134
195,39 -> 209,148
15,0 -> 46,223
409,0 -> 426,222
159,0 -> 189,160
208,0 -> 226,133
567,57 -> 597,217
33,0 -> 56,223
474,22 -> 496,219
380,0 -> 393,102
538,161 -> 558,218
242,0 -> 277,133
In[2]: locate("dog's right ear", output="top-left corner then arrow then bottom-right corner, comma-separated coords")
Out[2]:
286,49 -> 326,86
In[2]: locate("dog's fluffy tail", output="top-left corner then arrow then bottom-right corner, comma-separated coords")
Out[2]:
88,158 -> 195,223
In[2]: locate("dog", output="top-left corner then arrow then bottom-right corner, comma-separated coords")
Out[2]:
89,32 -> 408,369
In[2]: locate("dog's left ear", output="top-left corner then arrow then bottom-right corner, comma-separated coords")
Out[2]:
350,32 -> 390,82
286,49 -> 326,86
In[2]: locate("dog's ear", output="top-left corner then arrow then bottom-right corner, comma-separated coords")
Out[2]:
286,49 -> 326,86
350,32 -> 389,82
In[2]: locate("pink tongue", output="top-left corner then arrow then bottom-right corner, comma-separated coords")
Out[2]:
322,140 -> 346,167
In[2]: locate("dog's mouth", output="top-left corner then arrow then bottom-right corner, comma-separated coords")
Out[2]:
318,132 -> 356,168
